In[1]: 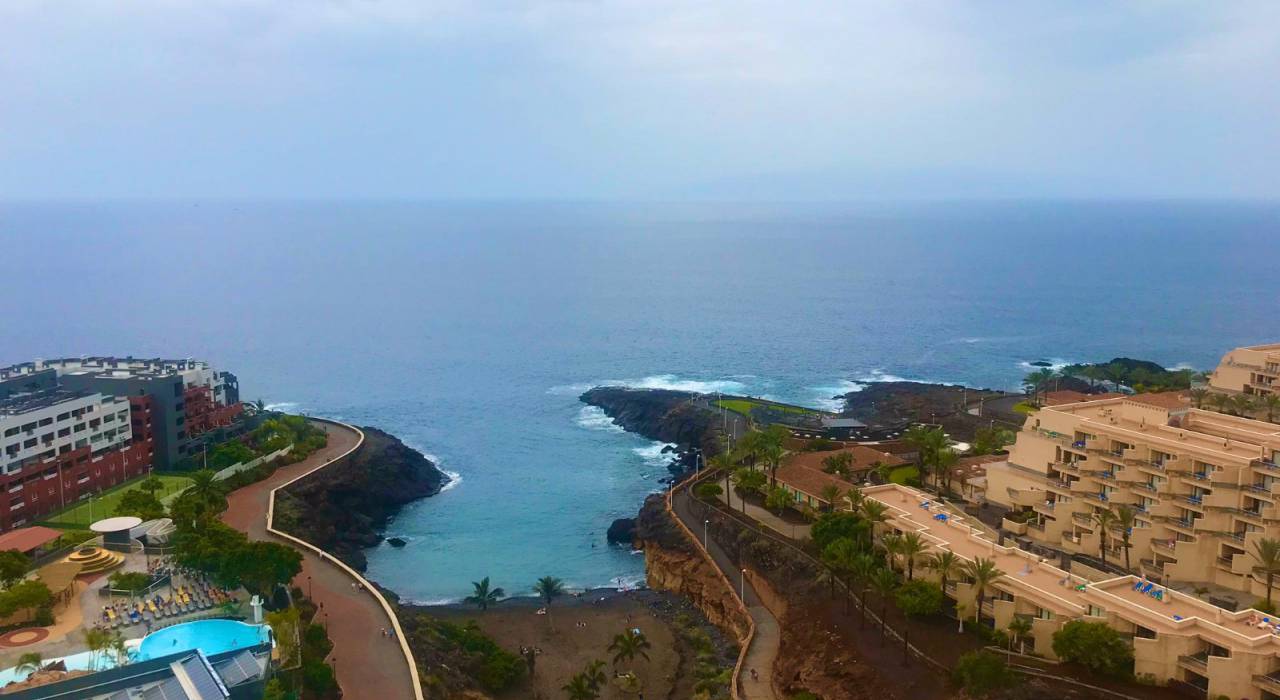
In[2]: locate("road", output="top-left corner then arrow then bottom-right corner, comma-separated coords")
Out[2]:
221,421 -> 420,700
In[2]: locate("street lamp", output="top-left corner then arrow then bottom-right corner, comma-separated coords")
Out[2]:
307,575 -> 313,600
740,569 -> 746,601
703,520 -> 709,549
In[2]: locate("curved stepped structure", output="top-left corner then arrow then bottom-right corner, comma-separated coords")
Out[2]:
64,546 -> 125,575
139,518 -> 175,544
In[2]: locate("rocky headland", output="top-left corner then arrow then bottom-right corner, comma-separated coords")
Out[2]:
580,386 -> 727,464
837,380 -> 1022,440
274,426 -> 449,570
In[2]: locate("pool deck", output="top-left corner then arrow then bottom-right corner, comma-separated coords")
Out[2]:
221,420 -> 421,700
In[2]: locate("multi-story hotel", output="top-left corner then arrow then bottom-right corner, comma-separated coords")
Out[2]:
0,357 -> 242,470
861,481 -> 1280,700
986,387 -> 1280,603
1211,343 -> 1280,398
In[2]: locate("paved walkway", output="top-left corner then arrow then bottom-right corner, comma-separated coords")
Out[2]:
672,483 -> 779,700
221,421 -> 419,700
715,490 -> 812,540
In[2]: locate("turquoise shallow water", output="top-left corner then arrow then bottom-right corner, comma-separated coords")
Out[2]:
1,200 -> 1277,602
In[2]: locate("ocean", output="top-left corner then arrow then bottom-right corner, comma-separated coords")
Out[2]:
1,200 -> 1277,603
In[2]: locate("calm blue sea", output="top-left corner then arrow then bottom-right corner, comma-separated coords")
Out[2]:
1,200 -> 1277,602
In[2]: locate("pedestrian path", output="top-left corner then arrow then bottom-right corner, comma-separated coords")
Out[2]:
716,490 -> 812,540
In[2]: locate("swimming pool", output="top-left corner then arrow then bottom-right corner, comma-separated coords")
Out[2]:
137,619 -> 271,660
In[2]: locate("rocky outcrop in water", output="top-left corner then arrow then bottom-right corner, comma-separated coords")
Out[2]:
580,387 -> 725,471
275,426 -> 448,571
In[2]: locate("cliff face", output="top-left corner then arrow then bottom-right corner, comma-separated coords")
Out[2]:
275,426 -> 448,570
580,387 -> 725,465
634,494 -> 750,641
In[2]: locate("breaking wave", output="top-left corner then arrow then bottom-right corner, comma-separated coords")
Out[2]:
575,405 -> 624,433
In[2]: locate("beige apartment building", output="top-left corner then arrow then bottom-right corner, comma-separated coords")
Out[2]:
1211,343 -> 1280,398
862,482 -> 1280,699
985,391 -> 1280,603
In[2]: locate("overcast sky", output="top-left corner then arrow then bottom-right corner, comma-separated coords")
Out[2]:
2,1 -> 1278,200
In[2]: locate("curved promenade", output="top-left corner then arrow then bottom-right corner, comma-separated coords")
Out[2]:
221,419 -> 422,700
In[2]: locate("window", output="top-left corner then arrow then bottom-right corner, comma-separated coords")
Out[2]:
23,438 -> 36,449
57,427 -> 70,438
3,427 -> 17,438
73,423 -> 86,433
56,412 -> 69,421
38,417 -> 52,427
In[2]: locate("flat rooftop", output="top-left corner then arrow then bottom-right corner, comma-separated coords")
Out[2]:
0,389 -> 93,417
1045,397 -> 1273,463
864,482 -> 1280,652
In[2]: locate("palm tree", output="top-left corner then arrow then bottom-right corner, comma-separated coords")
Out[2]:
1113,506 -> 1136,571
822,452 -> 853,477
533,576 -> 565,631
582,659 -> 607,692
869,567 -> 898,644
861,500 -> 888,550
1206,392 -> 1230,414
1092,509 -> 1117,569
759,425 -> 788,486
818,484 -> 842,511
935,448 -> 960,496
608,628 -> 652,667
851,553 -> 878,626
1234,394 -> 1258,418
898,532 -> 927,580
1007,616 -> 1033,656
464,576 -> 504,611
84,628 -> 110,670
1260,394 -> 1280,424
1253,538 -> 1280,609
710,452 -> 737,510
15,652 -> 42,678
1104,362 -> 1128,392
880,533 -> 904,573
106,630 -> 129,667
926,550 -> 962,594
844,487 -> 864,514
904,424 -> 947,489
814,565 -> 839,600
962,558 -> 1004,623
823,537 -> 862,613
562,673 -> 598,700
188,469 -> 223,504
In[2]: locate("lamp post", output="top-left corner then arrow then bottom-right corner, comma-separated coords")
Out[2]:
307,575 -> 312,600
740,569 -> 746,601
703,520 -> 709,549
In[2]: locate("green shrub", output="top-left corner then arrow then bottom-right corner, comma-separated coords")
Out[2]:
694,482 -> 724,501
803,438 -> 839,452
1254,599 -> 1276,614
810,512 -> 866,551
301,658 -> 338,697
952,650 -> 1019,697
1051,620 -> 1134,677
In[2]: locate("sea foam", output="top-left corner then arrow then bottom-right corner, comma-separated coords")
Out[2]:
633,442 -> 676,468
575,405 -> 624,433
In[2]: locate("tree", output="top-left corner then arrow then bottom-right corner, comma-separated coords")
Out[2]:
822,537 -> 862,614
266,607 -> 302,669
1092,509 -> 1117,569
896,579 -> 943,662
1051,620 -> 1134,677
810,512 -> 866,552
1234,394 -> 1258,417
822,452 -> 853,477
765,486 -> 792,516
139,476 -> 166,496
880,533 -> 903,573
262,678 -> 289,700
1260,394 -> 1280,423
108,571 -> 152,595
869,567 -> 898,644
972,427 -> 1014,456
904,424 -> 947,489
0,550 -> 30,587
731,468 -> 767,506
465,576 -> 505,611
843,487 -> 864,514
533,576 -> 564,631
861,500 -> 888,550
1206,392 -> 1230,414
1113,506 -> 1136,571
818,484 -> 842,511
962,558 -> 1004,623
114,489 -> 165,521
1253,538 -> 1280,609
1007,616 -> 1033,656
84,627 -> 111,670
15,652 -> 42,677
187,469 -> 225,505
953,651 -> 1020,697
935,448 -> 961,496
926,550 -> 962,597
898,532 -> 927,581
710,451 -> 737,511
608,628 -> 652,666
693,481 -> 723,503
582,659 -> 607,692
562,673 -> 598,700
758,425 -> 789,486
0,580 -> 52,618
850,553 -> 878,626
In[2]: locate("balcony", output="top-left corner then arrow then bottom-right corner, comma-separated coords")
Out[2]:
1251,672 -> 1280,695
1216,555 -> 1236,571
1151,539 -> 1175,553
1177,653 -> 1209,672
1071,512 -> 1095,527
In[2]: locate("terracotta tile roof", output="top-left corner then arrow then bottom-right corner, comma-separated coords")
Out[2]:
1126,391 -> 1190,411
0,525 -> 62,553
1045,390 -> 1125,406
950,455 -> 1004,483
785,445 -> 907,473
776,462 -> 853,502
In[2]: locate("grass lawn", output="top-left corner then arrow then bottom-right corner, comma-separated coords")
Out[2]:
715,398 -> 820,416
888,465 -> 920,485
40,474 -> 193,530
1012,401 -> 1038,415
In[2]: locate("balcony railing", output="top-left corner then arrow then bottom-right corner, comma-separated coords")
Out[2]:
1177,653 -> 1209,670
1251,673 -> 1280,694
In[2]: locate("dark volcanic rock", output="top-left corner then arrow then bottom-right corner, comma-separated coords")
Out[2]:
386,537 -> 407,548
838,381 -> 1018,441
580,387 -> 724,463
275,426 -> 448,571
607,517 -> 637,545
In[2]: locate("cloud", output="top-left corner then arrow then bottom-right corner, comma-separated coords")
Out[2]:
0,1 -> 1276,198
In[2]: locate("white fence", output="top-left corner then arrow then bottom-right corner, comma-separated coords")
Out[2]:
213,445 -> 293,482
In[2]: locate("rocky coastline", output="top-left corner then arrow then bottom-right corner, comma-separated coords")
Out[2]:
274,426 -> 449,571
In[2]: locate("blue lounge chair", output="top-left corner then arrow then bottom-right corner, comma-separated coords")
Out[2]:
1132,580 -> 1144,590
1140,582 -> 1154,594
